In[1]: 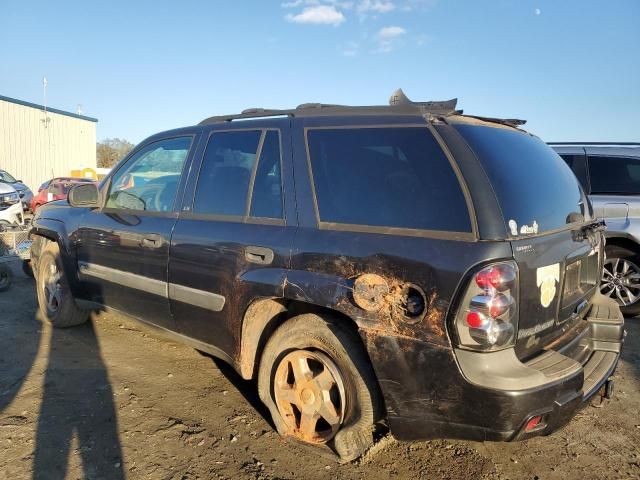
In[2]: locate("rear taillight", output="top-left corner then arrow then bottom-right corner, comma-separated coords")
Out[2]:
455,261 -> 519,351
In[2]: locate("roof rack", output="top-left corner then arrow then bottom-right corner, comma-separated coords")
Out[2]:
199,108 -> 295,124
547,142 -> 640,146
198,88 -> 522,127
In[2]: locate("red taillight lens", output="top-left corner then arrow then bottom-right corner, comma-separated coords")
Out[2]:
475,264 -> 516,292
488,293 -> 511,318
466,311 -> 485,329
455,261 -> 519,351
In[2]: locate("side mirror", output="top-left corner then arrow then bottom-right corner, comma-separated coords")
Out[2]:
68,183 -> 100,208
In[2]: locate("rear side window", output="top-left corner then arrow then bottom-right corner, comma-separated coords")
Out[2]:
559,153 -> 589,191
454,124 -> 588,236
249,131 -> 283,219
589,155 -> 640,195
306,127 -> 471,233
193,130 -> 283,218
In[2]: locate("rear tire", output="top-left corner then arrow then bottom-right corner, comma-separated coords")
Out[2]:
601,244 -> 640,316
257,313 -> 383,461
0,264 -> 13,292
36,241 -> 89,328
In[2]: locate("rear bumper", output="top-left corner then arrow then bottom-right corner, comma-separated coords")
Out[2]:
362,292 -> 624,442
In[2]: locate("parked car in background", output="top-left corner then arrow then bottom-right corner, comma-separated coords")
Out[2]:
30,91 -> 623,461
31,177 -> 95,212
0,169 -> 33,211
0,182 -> 24,226
551,143 -> 640,315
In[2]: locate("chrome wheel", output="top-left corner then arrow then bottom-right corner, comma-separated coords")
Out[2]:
601,257 -> 640,306
273,350 -> 346,444
42,259 -> 63,314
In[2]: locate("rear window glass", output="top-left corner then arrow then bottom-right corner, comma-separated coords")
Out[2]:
307,127 -> 471,233
589,155 -> 640,195
454,124 -> 588,236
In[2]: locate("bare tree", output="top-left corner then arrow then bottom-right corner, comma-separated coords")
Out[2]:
96,138 -> 135,168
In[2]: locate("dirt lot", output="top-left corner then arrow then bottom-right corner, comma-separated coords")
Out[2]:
1,276 -> 639,480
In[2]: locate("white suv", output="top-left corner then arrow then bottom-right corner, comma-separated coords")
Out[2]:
0,183 -> 24,227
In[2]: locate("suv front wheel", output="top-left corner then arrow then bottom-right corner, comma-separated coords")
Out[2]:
601,244 -> 640,315
257,313 -> 382,461
36,241 -> 89,328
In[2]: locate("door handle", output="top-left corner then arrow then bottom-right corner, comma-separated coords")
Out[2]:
141,235 -> 162,249
245,246 -> 274,265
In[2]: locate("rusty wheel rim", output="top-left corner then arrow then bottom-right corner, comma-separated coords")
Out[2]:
273,350 -> 346,444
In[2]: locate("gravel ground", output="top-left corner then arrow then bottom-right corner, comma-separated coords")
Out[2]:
1,276 -> 639,480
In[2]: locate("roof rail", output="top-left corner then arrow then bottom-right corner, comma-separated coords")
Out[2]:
198,88 -> 522,126
547,142 -> 640,146
199,108 -> 295,124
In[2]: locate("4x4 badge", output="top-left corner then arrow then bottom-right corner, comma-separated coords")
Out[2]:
536,263 -> 560,308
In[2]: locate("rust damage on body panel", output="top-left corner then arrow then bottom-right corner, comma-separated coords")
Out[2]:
349,271 -> 448,344
283,256 -> 449,345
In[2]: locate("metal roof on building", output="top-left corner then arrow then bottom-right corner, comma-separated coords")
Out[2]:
0,94 -> 98,123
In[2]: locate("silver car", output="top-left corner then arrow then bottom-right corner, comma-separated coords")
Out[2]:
551,142 -> 640,315
0,169 -> 33,212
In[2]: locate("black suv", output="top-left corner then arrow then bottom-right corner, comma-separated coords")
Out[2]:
30,91 -> 624,461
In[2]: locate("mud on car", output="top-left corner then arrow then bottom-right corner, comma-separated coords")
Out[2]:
29,90 -> 624,461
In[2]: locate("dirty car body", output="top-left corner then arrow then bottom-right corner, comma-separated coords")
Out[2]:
30,96 -> 624,448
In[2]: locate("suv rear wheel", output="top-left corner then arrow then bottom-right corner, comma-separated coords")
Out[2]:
257,313 -> 382,461
601,244 -> 640,315
36,241 -> 89,328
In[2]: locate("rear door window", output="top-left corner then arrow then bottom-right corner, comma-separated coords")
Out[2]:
589,155 -> 640,195
454,124 -> 588,236
306,127 -> 471,233
193,130 -> 284,219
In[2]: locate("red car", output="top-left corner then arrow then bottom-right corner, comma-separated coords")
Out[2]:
31,177 -> 95,212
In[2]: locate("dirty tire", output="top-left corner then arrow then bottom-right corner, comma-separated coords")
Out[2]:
36,241 -> 89,328
602,244 -> 640,316
0,264 -> 13,292
258,314 -> 383,462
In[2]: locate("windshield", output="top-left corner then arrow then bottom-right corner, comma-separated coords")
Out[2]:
453,124 -> 590,236
0,170 -> 17,183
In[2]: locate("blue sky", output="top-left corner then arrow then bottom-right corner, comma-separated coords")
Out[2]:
1,0 -> 638,144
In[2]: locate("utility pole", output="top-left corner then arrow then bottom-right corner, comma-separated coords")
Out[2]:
41,76 -> 51,127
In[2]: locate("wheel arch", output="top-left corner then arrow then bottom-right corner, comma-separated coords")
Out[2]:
604,235 -> 640,256
238,297 -> 367,381
30,219 -> 79,295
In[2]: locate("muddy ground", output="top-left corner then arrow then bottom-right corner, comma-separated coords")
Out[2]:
1,275 -> 639,480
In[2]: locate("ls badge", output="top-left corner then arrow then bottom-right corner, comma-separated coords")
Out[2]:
536,263 -> 560,308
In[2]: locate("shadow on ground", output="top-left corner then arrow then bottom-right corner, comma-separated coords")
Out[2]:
209,356 -> 276,431
32,318 -> 125,480
0,278 -> 41,413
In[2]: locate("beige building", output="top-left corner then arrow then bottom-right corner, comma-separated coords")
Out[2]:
0,94 -> 97,191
